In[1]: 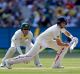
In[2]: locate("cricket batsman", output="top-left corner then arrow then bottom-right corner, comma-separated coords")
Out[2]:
4,16 -> 78,69
0,23 -> 42,67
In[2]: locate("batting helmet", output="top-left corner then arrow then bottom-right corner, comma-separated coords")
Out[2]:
57,16 -> 67,25
21,23 -> 30,30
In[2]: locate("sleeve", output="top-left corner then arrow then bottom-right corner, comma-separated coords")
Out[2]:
61,28 -> 73,39
12,39 -> 23,55
16,47 -> 23,55
11,30 -> 23,55
61,28 -> 67,33
11,30 -> 21,41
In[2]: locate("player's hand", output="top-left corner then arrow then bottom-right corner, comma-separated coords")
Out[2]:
72,37 -> 78,43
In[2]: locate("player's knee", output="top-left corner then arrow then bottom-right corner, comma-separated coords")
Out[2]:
8,47 -> 16,52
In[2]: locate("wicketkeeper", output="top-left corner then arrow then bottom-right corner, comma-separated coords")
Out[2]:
0,23 -> 42,67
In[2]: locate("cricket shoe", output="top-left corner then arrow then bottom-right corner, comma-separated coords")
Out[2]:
35,64 -> 43,67
0,63 -> 5,67
4,60 -> 12,69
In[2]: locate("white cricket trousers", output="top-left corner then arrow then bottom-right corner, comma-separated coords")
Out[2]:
2,40 -> 41,65
7,40 -> 41,65
52,47 -> 69,67
7,39 -> 69,66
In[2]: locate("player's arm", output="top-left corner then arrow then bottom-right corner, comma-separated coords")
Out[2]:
16,42 -> 23,55
12,31 -> 23,55
61,29 -> 78,50
13,40 -> 23,55
61,28 -> 73,40
64,30 -> 73,39
56,36 -> 69,47
63,29 -> 78,44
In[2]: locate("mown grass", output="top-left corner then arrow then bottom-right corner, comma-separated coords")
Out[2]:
0,49 -> 80,74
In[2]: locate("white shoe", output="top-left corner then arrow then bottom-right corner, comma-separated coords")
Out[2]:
36,64 -> 43,67
4,60 -> 12,69
0,63 -> 5,67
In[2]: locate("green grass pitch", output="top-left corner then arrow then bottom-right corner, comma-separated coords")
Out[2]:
0,49 -> 80,74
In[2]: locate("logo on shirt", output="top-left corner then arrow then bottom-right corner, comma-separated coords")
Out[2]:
21,35 -> 29,39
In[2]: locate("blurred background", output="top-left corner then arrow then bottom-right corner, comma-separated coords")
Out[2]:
0,0 -> 80,50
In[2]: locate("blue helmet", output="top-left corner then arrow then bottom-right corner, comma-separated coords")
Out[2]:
21,23 -> 30,30
57,16 -> 67,25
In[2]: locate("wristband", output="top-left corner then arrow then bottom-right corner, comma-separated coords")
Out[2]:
69,35 -> 73,39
